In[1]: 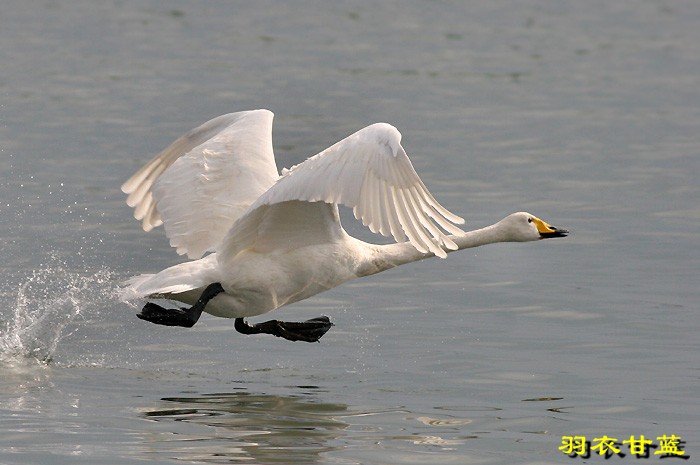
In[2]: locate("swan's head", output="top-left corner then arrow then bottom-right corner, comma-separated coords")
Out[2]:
498,212 -> 569,242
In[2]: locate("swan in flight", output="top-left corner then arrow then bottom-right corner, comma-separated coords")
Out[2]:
121,110 -> 568,342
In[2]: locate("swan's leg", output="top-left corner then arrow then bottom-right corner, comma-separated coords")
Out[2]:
234,316 -> 333,343
137,283 -> 225,328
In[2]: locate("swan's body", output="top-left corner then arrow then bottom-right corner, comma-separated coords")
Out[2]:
121,110 -> 567,338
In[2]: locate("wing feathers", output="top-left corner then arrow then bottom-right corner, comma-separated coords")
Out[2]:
219,122 -> 463,262
125,114 -> 464,262
122,110 -> 279,258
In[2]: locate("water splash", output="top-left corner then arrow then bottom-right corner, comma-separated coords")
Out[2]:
0,263 -> 117,366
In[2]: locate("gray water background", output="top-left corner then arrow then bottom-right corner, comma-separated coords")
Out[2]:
1,1 -> 698,464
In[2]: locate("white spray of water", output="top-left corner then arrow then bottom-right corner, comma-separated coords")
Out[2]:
0,263 -> 117,366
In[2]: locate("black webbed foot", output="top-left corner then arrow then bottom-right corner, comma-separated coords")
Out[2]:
137,302 -> 200,327
235,316 -> 334,343
136,282 -> 225,328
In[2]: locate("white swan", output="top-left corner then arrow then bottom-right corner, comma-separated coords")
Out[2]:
121,109 -> 567,342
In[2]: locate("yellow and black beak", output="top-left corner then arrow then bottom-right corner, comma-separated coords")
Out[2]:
532,217 -> 569,239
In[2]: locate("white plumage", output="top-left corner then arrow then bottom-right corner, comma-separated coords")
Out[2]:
123,110 -> 278,258
121,110 -> 567,322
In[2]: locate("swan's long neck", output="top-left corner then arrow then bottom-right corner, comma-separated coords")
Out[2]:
360,222 -> 507,277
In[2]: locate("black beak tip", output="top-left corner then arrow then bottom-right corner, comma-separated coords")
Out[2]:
541,227 -> 569,239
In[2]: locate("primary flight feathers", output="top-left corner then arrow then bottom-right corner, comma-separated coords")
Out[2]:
121,109 -> 464,260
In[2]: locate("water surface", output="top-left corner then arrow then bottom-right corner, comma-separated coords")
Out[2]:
1,1 -> 698,464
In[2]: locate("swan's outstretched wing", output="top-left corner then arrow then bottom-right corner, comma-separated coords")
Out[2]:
219,122 -> 464,262
121,110 -> 279,258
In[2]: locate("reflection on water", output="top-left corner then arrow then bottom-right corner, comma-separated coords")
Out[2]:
139,391 -> 492,463
0,360 -> 653,464
141,391 -> 349,464
0,362 -> 55,415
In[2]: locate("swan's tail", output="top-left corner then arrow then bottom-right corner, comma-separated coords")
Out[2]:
120,255 -> 219,301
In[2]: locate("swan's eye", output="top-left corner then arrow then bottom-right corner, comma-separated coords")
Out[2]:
527,217 -> 533,223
